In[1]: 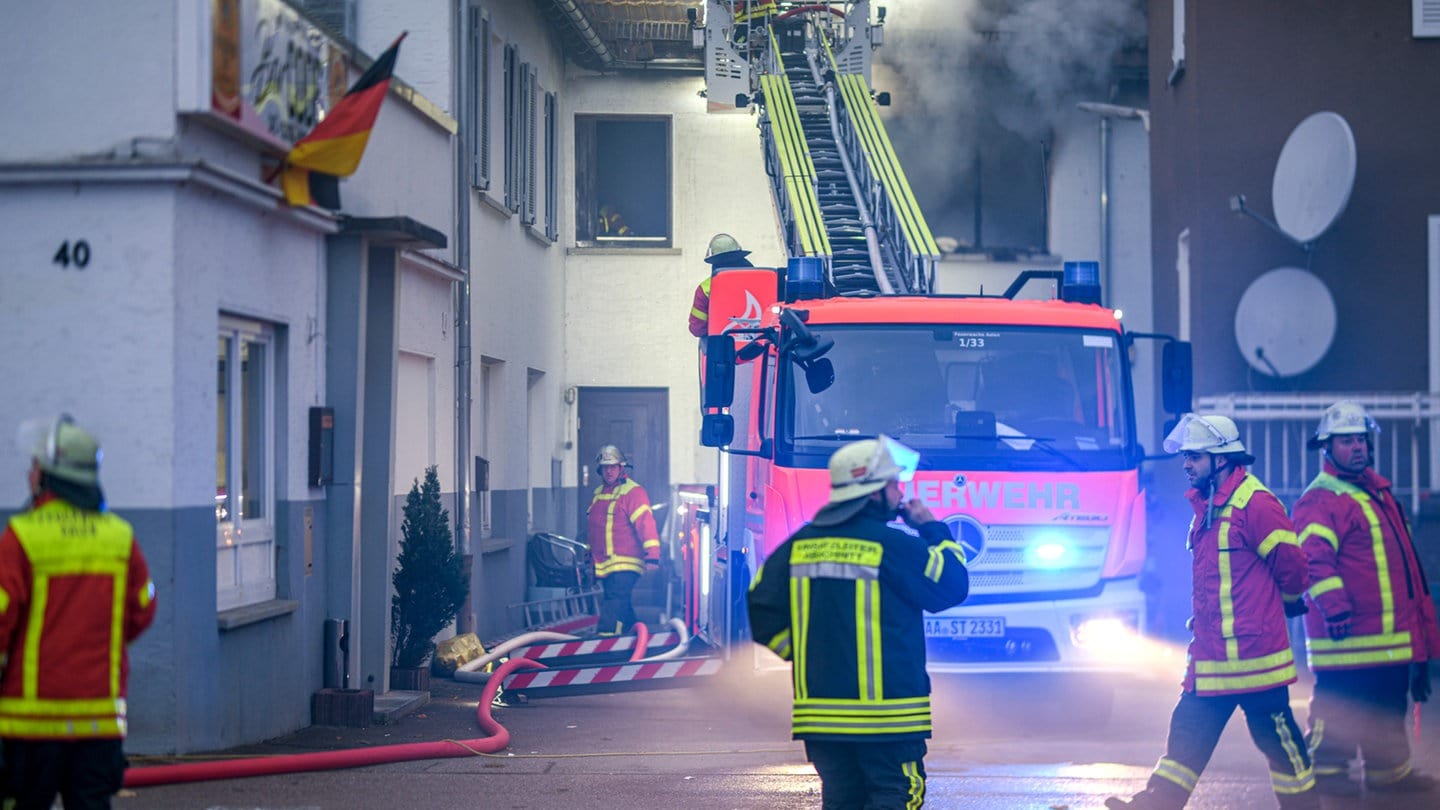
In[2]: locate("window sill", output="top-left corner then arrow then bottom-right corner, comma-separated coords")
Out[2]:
476,191 -> 514,219
218,599 -> 299,632
566,245 -> 681,256
479,535 -> 517,553
525,223 -> 555,245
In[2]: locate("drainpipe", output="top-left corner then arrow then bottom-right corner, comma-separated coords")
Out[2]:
1075,102 -> 1150,308
454,0 -> 475,634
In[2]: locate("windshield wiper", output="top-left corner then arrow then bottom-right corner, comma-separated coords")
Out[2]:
944,432 -> 1087,471
789,433 -> 876,442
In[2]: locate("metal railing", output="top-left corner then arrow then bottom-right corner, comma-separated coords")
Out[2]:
510,588 -> 602,630
1196,392 -> 1440,515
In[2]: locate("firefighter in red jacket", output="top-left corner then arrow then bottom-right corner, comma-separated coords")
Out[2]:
1109,414 -> 1318,810
1294,401 -> 1440,796
688,233 -> 754,338
586,445 -> 660,636
0,415 -> 156,808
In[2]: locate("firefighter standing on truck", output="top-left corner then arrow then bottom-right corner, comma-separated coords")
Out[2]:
748,435 -> 969,808
0,415 -> 157,809
1108,414 -> 1318,810
586,445 -> 659,636
1293,401 -> 1440,796
688,233 -> 754,338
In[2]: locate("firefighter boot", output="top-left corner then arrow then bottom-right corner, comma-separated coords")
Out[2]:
1104,787 -> 1186,810
1367,770 -> 1439,793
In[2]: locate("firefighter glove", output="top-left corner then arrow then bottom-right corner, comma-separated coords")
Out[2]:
1282,597 -> 1309,619
1325,611 -> 1352,641
1412,660 -> 1432,703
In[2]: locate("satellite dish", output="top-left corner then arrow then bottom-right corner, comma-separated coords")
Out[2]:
1234,267 -> 1337,377
1272,111 -> 1356,244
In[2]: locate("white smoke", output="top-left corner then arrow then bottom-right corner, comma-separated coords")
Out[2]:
875,0 -> 1147,249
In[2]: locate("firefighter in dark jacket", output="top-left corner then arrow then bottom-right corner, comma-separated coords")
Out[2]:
748,435 -> 969,809
1294,401 -> 1440,795
1108,414 -> 1318,810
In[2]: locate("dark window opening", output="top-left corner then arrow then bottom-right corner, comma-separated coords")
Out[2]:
574,116 -> 671,246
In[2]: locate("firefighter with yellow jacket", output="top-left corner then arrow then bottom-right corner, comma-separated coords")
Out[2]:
1109,414 -> 1318,810
748,436 -> 969,808
1295,401 -> 1440,795
0,415 -> 156,808
586,445 -> 660,636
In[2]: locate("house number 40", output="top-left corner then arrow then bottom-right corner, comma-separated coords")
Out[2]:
53,240 -> 92,269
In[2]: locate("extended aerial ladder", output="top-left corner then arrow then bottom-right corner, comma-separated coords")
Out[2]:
702,1 -> 940,296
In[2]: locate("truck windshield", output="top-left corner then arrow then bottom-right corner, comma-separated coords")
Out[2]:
780,324 -> 1133,471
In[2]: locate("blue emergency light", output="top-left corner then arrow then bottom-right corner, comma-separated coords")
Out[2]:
786,256 -> 825,301
1061,260 -> 1102,305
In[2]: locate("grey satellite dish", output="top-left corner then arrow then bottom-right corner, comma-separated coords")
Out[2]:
1272,112 -> 1356,244
1234,267 -> 1337,377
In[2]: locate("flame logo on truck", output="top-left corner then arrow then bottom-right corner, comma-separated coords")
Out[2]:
943,514 -> 986,564
725,291 -> 764,332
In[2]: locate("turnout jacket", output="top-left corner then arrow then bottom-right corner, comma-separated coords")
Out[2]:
1294,461 -> 1440,669
747,503 -> 969,742
0,494 -> 156,739
586,478 -> 660,577
1182,467 -> 1308,696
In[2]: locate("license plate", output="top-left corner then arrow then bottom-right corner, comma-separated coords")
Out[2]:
924,617 -> 1006,638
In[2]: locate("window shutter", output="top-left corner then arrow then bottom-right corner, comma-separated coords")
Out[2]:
545,91 -> 558,240
504,44 -> 519,212
1417,0 -> 1440,37
470,7 -> 491,189
523,65 -> 538,225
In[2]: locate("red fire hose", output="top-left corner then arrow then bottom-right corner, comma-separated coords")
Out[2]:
124,656 -> 544,788
628,622 -> 652,661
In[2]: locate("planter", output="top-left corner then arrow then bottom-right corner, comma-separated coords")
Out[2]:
389,665 -> 430,692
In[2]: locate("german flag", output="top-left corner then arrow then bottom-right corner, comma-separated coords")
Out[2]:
282,32 -> 406,207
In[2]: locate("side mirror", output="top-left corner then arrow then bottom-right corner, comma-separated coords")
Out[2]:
1161,341 -> 1193,414
703,334 -> 737,409
804,358 -> 835,394
700,413 -> 735,447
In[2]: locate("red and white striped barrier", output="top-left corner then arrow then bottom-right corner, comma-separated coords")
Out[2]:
513,630 -> 681,663
501,656 -> 723,698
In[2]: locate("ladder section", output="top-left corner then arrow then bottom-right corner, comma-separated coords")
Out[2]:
825,39 -> 940,294
757,48 -> 830,265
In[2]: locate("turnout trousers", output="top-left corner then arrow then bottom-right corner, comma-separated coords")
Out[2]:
2,738 -> 127,810
596,570 -> 640,636
805,739 -> 927,809
1143,687 -> 1318,809
1307,664 -> 1413,784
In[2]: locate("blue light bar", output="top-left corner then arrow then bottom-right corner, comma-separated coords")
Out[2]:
1061,260 -> 1101,305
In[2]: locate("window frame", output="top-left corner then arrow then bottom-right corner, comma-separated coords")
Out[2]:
573,114 -> 673,248
216,315 -> 278,611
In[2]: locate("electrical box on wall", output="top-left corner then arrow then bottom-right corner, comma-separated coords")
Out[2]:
309,407 -> 334,487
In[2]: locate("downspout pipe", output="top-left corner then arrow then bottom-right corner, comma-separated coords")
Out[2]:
455,0 -> 475,633
1076,102 -> 1150,309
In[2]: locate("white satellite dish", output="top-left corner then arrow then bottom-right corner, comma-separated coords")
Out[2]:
1234,267 -> 1337,377
1272,111 -> 1356,244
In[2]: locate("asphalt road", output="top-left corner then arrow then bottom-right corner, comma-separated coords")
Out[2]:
123,638 -> 1440,810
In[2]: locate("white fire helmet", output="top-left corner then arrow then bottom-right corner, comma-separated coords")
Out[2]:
826,435 -> 919,504
594,445 -> 628,470
16,414 -> 102,486
1307,400 -> 1379,450
1163,413 -> 1247,455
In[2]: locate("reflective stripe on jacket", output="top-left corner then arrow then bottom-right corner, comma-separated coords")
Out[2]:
0,496 -> 156,739
747,506 -> 969,741
689,276 -> 711,338
1183,468 -> 1307,696
1295,462 -> 1440,669
586,478 -> 659,577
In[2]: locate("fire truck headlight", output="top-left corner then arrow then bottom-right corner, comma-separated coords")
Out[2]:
1071,612 -> 1140,650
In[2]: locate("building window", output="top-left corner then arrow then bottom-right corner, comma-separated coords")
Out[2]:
469,4 -> 492,190
217,316 -> 277,610
544,90 -> 558,240
575,116 -> 672,246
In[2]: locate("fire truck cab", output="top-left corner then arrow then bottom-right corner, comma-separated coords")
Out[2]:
692,260 -> 1192,676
